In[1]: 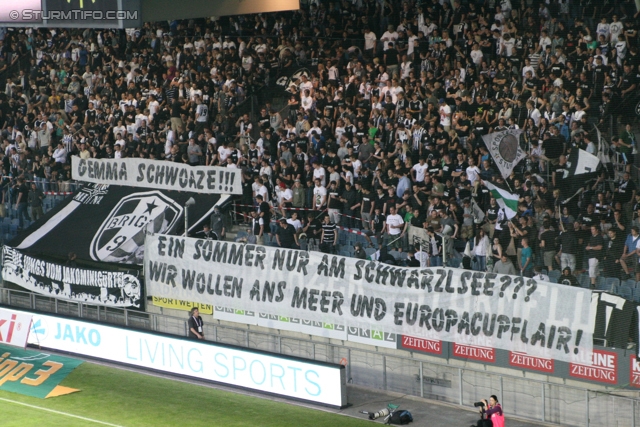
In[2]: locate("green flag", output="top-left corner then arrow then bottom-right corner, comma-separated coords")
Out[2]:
484,182 -> 518,219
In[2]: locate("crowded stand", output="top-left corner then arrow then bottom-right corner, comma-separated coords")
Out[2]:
1,0 -> 640,297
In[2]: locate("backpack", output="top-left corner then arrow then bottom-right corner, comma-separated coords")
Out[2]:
389,410 -> 413,425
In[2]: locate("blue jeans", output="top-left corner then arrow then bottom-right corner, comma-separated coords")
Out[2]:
16,203 -> 29,229
430,256 -> 442,267
474,255 -> 486,272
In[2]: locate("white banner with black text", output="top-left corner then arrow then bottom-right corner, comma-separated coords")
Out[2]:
144,235 -> 595,362
71,157 -> 242,195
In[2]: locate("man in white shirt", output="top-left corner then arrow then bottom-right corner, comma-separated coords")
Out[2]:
596,17 -> 610,41
364,28 -> 378,56
609,15 -> 623,42
386,206 -> 406,250
53,142 -> 67,164
470,44 -> 483,66
312,161 -> 326,187
438,98 -> 452,131
380,25 -> 398,51
525,101 -> 541,126
313,179 -> 327,210
412,157 -> 429,183
287,212 -> 303,232
217,142 -> 232,163
466,158 -> 481,194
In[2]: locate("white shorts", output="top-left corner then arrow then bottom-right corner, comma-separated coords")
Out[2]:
588,258 -> 599,278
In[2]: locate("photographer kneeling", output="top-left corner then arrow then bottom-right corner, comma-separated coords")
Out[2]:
472,395 -> 504,427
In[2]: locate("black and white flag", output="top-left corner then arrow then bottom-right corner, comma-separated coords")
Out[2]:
2,247 -> 143,308
9,184 -> 221,265
592,292 -> 636,349
482,129 -> 526,179
564,148 -> 601,195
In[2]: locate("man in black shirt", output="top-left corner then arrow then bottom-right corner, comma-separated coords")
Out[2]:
558,267 -> 580,287
15,177 -> 29,230
340,182 -> 359,229
303,212 -> 322,248
604,228 -> 625,279
557,224 -> 577,273
539,221 -> 557,272
256,195 -> 271,236
276,218 -> 298,249
585,225 -> 604,288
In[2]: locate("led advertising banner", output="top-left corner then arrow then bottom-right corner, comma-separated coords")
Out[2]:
0,308 -> 32,348
22,310 -> 347,406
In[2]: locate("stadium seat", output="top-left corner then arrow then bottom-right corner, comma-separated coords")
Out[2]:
596,276 -> 606,289
365,248 -> 377,258
624,279 -> 638,289
605,277 -> 620,291
448,258 -> 461,268
619,285 -> 633,299
548,270 -> 561,283
578,273 -> 591,288
389,250 -> 401,260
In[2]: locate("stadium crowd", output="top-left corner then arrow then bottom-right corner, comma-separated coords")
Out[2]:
1,0 -> 640,288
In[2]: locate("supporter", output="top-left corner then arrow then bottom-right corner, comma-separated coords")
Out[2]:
586,225 -> 605,288
558,267 -> 580,287
275,218 -> 298,249
493,253 -> 517,276
319,214 -> 337,254
0,3 -> 637,291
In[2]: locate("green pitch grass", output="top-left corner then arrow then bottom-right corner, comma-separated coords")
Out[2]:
0,362 -> 370,427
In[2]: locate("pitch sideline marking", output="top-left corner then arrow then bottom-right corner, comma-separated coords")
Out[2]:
0,396 -> 124,426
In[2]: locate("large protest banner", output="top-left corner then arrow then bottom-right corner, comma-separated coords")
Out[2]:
3,247 -> 143,308
71,156 -> 242,195
144,235 -> 595,362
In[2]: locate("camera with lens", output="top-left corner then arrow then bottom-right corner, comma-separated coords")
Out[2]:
473,401 -> 485,408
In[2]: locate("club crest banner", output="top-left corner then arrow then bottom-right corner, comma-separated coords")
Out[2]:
9,184 -> 219,265
71,157 -> 242,195
482,129 -> 526,179
144,235 -> 595,362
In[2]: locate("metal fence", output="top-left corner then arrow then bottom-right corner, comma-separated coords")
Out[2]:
2,286 -> 639,427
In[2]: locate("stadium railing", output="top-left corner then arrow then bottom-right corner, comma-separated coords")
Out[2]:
0,286 -> 636,427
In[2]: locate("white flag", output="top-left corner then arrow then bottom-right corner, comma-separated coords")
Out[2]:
482,129 -> 526,179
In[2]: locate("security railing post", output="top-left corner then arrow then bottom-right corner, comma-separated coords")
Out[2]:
458,368 -> 463,405
541,383 -> 545,423
347,348 -> 351,382
586,390 -> 590,427
419,361 -> 424,398
382,355 -> 387,390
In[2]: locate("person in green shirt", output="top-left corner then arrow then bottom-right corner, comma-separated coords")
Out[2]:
368,121 -> 379,144
520,237 -> 534,277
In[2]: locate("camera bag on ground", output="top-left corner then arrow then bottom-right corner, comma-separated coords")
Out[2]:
472,418 -> 492,427
388,409 -> 413,425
